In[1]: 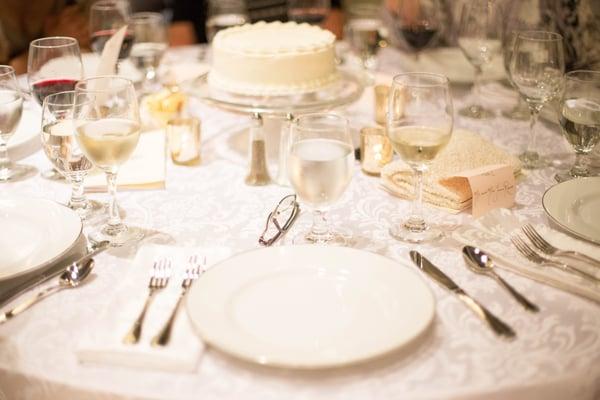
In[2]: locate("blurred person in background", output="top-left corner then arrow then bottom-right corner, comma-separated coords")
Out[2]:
0,0 -> 91,74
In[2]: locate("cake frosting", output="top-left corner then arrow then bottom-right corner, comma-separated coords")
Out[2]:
208,21 -> 339,96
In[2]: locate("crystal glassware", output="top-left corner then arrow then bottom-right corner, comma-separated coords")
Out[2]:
457,0 -> 502,119
73,76 -> 143,246
386,72 -> 454,243
510,30 -> 565,169
555,70 -> 600,182
287,0 -> 331,25
345,2 -> 385,71
0,65 -> 34,182
396,0 -> 440,61
41,91 -> 103,219
89,0 -> 133,60
130,12 -> 168,93
288,113 -> 353,245
206,0 -> 249,43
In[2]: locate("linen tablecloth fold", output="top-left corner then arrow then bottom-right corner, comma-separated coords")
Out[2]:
381,129 -> 521,212
76,244 -> 231,373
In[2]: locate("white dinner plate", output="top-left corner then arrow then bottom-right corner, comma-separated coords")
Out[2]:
7,103 -> 41,161
542,177 -> 600,245
397,47 -> 505,84
0,197 -> 82,281
186,245 -> 435,369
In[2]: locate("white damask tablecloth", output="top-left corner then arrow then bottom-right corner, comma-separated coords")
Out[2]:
0,46 -> 599,400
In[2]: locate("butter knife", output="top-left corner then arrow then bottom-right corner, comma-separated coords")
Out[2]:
0,240 -> 109,308
410,250 -> 516,339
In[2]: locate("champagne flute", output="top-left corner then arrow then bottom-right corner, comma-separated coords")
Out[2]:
396,0 -> 440,61
386,72 -> 453,243
555,70 -> 600,182
206,0 -> 249,43
0,65 -> 33,182
457,0 -> 502,119
345,3 -> 385,71
510,30 -> 565,169
130,12 -> 168,92
41,91 -> 102,219
90,0 -> 133,61
288,113 -> 354,245
74,76 -> 143,246
287,0 -> 331,25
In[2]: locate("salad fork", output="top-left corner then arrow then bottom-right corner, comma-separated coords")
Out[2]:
511,235 -> 600,284
123,258 -> 172,345
521,224 -> 600,267
151,255 -> 205,347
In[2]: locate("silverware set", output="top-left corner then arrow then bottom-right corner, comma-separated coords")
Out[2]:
123,255 -> 204,347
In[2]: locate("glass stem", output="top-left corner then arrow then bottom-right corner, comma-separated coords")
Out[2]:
68,175 -> 87,209
0,141 -> 10,179
473,65 -> 483,108
310,210 -> 329,240
571,152 -> 589,177
527,107 -> 540,156
405,169 -> 426,232
106,172 -> 122,230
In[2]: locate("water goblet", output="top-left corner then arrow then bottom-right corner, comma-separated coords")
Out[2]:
130,12 -> 168,93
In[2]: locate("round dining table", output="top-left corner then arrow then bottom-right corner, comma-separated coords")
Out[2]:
0,45 -> 599,400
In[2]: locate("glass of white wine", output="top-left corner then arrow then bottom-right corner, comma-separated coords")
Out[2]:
386,72 -> 453,243
288,113 -> 354,245
457,0 -> 502,119
131,12 -> 168,93
73,76 -> 143,246
510,30 -> 565,169
41,91 -> 102,219
556,70 -> 600,182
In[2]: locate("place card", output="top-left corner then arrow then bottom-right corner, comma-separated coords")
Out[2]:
95,25 -> 127,76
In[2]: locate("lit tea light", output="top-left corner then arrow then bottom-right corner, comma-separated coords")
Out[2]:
360,126 -> 393,176
374,84 -> 390,126
167,117 -> 201,166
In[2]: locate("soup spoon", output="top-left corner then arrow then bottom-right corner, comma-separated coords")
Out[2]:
0,258 -> 95,324
463,246 -> 540,313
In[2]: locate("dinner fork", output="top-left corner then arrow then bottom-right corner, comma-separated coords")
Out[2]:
151,255 -> 205,347
521,224 -> 600,267
511,235 -> 600,284
123,258 -> 172,345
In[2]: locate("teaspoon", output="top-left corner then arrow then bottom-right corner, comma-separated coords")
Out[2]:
462,246 -> 540,313
0,258 -> 95,324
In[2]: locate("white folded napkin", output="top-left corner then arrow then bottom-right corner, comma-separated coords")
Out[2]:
84,130 -> 166,192
453,208 -> 600,303
76,244 -> 231,373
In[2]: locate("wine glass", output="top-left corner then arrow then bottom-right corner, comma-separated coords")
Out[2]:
502,31 -> 530,120
130,12 -> 168,92
510,30 -> 565,169
73,76 -> 143,246
396,0 -> 440,61
287,0 -> 331,25
345,3 -> 385,71
457,0 -> 502,119
206,0 -> 249,43
90,0 -> 133,61
555,70 -> 600,182
28,36 -> 83,181
41,91 -> 102,219
288,113 -> 354,245
0,65 -> 33,182
386,72 -> 454,243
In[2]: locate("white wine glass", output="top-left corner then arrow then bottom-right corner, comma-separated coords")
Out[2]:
457,0 -> 502,119
74,76 -> 143,246
556,70 -> 600,182
206,0 -> 249,43
287,0 -> 331,25
0,65 -> 33,182
288,113 -> 354,245
386,72 -> 453,243
131,12 -> 168,93
41,91 -> 102,219
510,30 -> 565,169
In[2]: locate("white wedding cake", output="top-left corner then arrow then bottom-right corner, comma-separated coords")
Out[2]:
208,21 -> 339,96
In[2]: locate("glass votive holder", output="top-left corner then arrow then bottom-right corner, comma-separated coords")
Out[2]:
374,84 -> 390,126
360,126 -> 393,176
167,117 -> 201,166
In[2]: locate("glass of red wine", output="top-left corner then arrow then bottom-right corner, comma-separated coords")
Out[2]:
396,0 -> 440,61
28,36 -> 83,181
90,0 -> 133,63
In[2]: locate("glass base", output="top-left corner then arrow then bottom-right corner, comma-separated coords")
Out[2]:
71,199 -> 104,220
89,224 -> 144,247
519,151 -> 546,169
555,169 -> 593,182
0,163 -> 37,182
502,104 -> 529,120
389,220 -> 442,244
292,228 -> 350,246
41,168 -> 65,181
459,104 -> 495,119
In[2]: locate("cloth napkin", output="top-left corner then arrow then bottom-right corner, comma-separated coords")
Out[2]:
381,129 -> 522,212
84,130 -> 166,192
453,208 -> 600,303
76,244 -> 231,373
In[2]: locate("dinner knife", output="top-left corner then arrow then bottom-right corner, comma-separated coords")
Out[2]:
0,240 -> 110,308
409,250 -> 516,339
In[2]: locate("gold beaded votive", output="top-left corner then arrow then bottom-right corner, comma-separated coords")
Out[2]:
167,117 -> 201,166
360,126 -> 393,176
374,84 -> 390,126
